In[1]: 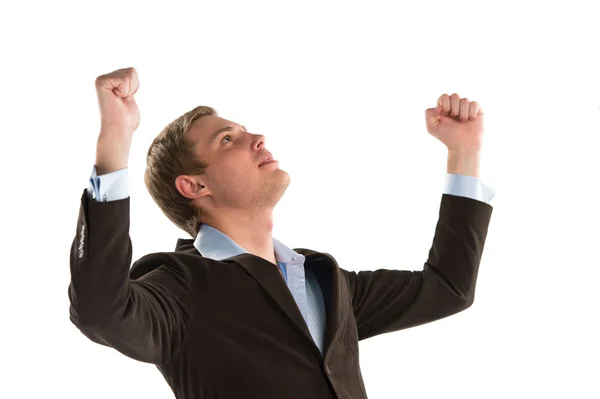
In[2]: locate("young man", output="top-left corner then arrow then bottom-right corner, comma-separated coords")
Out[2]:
69,67 -> 495,399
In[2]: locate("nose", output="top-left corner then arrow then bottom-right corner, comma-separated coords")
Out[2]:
252,133 -> 266,149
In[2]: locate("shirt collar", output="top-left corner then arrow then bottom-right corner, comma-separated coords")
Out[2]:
193,223 -> 305,265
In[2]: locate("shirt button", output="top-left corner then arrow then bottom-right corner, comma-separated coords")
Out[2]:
102,193 -> 108,202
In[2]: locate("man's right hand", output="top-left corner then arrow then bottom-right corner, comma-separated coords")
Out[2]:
94,67 -> 141,175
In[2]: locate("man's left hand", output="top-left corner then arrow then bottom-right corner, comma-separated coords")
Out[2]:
425,93 -> 484,152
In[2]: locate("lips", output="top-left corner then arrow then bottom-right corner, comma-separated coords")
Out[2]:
259,154 -> 275,167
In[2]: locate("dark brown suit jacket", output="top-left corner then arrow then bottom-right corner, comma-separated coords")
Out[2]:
68,191 -> 492,398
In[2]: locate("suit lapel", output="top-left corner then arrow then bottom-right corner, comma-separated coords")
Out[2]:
304,251 -> 348,356
174,240 -> 348,359
226,253 -> 317,344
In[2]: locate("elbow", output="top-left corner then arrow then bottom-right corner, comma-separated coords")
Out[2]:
68,284 -> 100,331
68,294 -> 113,335
69,309 -> 111,349
460,279 -> 477,309
67,280 -> 128,330
69,300 -> 119,335
453,291 -> 475,314
69,305 -> 103,337
464,290 -> 475,309
459,294 -> 474,312
441,289 -> 475,319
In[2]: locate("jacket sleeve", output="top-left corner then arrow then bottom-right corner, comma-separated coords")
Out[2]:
68,190 -> 189,365
341,193 -> 493,341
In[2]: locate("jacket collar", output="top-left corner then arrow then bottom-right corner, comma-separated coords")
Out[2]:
192,223 -> 305,265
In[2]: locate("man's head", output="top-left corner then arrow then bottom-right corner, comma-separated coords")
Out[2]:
144,106 -> 290,237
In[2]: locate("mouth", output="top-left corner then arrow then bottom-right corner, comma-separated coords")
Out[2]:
259,154 -> 277,167
259,158 -> 278,167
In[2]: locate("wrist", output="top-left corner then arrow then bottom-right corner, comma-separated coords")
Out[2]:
447,149 -> 481,178
95,133 -> 132,175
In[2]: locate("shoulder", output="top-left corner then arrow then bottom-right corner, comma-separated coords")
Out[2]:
129,249 -> 208,281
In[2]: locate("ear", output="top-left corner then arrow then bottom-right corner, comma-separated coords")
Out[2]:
175,174 -> 210,200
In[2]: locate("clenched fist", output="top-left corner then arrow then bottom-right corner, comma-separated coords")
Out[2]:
96,67 -> 141,136
425,93 -> 484,152
94,67 -> 141,175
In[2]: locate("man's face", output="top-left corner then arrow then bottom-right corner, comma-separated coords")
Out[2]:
186,115 -> 290,212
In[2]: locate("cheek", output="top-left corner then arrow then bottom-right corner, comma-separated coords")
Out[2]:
223,161 -> 257,183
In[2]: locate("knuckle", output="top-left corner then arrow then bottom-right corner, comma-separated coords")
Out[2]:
124,67 -> 137,78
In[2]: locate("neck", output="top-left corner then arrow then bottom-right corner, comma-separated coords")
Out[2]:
205,208 -> 277,265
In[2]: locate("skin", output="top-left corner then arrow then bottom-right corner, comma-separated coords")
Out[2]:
94,67 -> 484,272
175,116 -> 290,266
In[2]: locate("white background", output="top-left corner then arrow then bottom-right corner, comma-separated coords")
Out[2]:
1,0 -> 599,398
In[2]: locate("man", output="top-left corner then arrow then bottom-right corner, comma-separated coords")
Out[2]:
69,67 -> 495,399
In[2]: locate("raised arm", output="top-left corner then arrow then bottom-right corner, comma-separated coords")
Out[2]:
68,67 -> 189,365
342,94 -> 493,341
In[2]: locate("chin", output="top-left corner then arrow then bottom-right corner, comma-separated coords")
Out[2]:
278,169 -> 291,187
266,171 -> 291,200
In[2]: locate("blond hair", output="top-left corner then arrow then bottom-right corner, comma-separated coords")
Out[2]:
144,106 -> 217,237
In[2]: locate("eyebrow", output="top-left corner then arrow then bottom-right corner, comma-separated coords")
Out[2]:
209,125 -> 247,145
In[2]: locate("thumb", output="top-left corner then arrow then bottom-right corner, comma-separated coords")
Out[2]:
425,105 -> 442,125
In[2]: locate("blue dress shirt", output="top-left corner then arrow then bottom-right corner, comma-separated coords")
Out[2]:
86,166 -> 496,355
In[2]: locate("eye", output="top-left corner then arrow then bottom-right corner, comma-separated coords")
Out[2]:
221,135 -> 232,144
